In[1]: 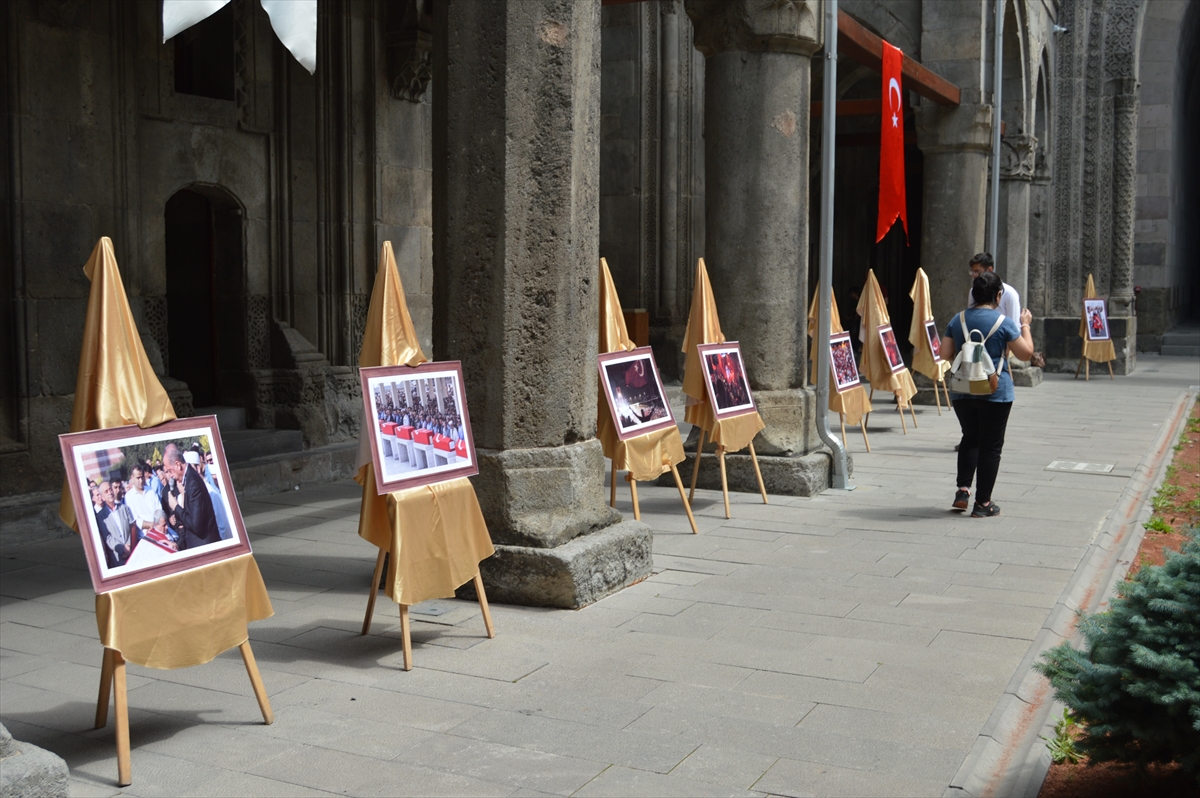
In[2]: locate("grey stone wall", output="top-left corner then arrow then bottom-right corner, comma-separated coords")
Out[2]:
1,0 -> 435,497
1133,0 -> 1193,348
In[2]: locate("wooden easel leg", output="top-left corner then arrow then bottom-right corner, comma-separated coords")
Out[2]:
1085,358 -> 1090,381
861,422 -> 872,453
473,574 -> 495,639
717,446 -> 731,519
95,648 -> 114,729
112,651 -> 131,787
667,463 -> 699,534
609,460 -> 617,508
399,604 -> 412,672
933,379 -> 942,415
238,642 -> 274,725
747,442 -> 768,505
626,473 -> 641,521
840,413 -> 847,446
941,379 -> 953,409
1075,356 -> 1084,379
362,548 -> 387,636
1107,361 -> 1114,380
897,402 -> 908,435
688,426 -> 707,502
908,402 -> 918,428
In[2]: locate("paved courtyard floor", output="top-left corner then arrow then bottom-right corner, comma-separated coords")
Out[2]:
2,356 -> 1197,797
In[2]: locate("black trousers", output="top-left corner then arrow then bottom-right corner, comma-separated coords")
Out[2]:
952,398 -> 1013,505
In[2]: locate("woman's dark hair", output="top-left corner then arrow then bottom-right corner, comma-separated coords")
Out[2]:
971,270 -> 1003,306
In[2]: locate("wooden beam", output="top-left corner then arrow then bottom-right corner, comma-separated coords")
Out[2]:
811,99 -> 912,118
837,9 -> 960,107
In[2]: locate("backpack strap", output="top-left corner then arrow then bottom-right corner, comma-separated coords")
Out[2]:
982,314 -> 1006,342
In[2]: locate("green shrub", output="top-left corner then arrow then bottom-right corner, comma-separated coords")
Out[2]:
1035,531 -> 1200,777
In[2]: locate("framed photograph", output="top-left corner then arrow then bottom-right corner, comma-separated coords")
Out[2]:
59,417 -> 252,593
829,332 -> 862,394
360,362 -> 478,495
924,320 -> 943,363
878,324 -> 905,374
1083,298 -> 1110,341
598,347 -> 676,441
697,342 -> 757,421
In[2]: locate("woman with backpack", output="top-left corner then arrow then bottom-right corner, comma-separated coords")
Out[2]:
941,271 -> 1034,517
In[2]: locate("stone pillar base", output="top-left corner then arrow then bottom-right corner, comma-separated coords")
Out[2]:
658,450 -> 844,497
1040,316 -> 1137,375
1011,365 -> 1043,387
457,521 -> 653,609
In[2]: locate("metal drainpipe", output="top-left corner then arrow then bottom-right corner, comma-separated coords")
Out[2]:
988,0 -> 1004,256
815,0 -> 852,491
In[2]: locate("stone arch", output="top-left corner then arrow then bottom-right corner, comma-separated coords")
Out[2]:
164,183 -> 249,411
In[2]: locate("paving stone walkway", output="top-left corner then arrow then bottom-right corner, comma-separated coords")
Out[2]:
1,355 -> 1196,797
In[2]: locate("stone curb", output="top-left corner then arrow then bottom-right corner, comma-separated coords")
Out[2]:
944,387 -> 1196,798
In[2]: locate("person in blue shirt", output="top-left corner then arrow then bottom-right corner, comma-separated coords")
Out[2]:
942,271 -> 1034,518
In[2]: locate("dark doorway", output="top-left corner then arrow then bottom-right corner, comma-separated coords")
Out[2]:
165,187 -> 245,409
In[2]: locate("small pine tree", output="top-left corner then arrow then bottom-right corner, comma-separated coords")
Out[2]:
1035,532 -> 1200,777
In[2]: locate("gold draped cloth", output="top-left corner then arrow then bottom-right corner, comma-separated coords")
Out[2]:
96,555 -> 273,669
1079,273 -> 1117,363
354,242 -> 494,605
59,238 -> 177,531
680,259 -> 764,452
856,269 -> 918,406
62,238 -> 272,669
807,290 -> 872,426
907,268 -> 951,381
597,258 -> 684,481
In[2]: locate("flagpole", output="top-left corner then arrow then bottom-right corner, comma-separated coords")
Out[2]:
815,0 -> 852,491
987,0 -> 1004,256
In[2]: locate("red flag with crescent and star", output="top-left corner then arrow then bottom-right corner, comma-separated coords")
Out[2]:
876,40 -> 908,244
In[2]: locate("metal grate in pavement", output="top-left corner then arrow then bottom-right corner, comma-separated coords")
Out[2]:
1045,460 -> 1115,474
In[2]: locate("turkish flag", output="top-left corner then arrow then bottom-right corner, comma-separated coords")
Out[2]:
876,41 -> 908,244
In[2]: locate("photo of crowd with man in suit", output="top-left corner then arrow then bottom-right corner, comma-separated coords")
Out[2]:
67,427 -> 243,581
698,343 -> 756,420
362,364 -> 478,492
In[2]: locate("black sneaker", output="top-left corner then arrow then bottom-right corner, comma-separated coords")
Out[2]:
971,501 -> 1001,518
953,490 -> 970,510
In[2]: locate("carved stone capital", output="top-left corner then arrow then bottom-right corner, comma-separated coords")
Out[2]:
686,0 -> 822,57
1000,133 -> 1037,180
914,103 -> 993,155
386,0 -> 434,102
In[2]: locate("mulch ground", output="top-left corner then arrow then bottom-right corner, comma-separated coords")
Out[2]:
1037,399 -> 1199,797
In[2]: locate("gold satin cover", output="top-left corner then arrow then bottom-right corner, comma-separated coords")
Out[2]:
59,238 -> 178,531
680,259 -> 765,453
354,243 -> 493,604
1079,274 -> 1117,363
598,258 -> 685,481
354,242 -> 430,543
63,238 -> 273,669
807,290 -> 873,426
382,478 -> 496,606
96,555 -> 272,669
856,269 -> 918,406
907,268 -> 952,381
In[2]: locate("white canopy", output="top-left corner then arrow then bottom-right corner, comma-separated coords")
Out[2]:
162,0 -> 316,75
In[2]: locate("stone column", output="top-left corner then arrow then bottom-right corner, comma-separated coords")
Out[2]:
680,0 -> 832,496
997,134 -> 1035,306
915,103 -> 993,328
1106,79 -> 1138,373
432,0 -> 651,608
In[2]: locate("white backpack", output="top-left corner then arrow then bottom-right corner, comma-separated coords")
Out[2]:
948,312 -> 1006,395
